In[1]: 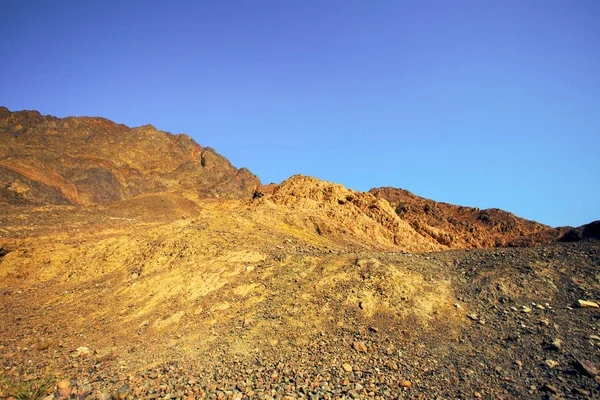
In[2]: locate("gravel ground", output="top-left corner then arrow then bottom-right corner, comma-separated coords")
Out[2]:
1,240 -> 599,399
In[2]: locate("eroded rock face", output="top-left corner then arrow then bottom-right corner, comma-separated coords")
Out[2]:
370,186 -> 553,249
0,107 -> 260,205
265,175 -> 444,252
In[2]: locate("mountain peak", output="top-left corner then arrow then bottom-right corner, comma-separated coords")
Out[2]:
0,107 -> 260,205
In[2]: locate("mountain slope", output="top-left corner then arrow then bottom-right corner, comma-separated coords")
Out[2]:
259,175 -> 444,252
0,107 -> 260,205
370,186 -> 552,248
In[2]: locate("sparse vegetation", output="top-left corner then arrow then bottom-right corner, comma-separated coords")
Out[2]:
2,375 -> 54,400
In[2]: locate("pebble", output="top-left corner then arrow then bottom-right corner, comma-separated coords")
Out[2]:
467,314 -> 479,321
521,306 -> 532,313
352,341 -> 367,353
342,363 -> 353,372
116,384 -> 130,400
545,359 -> 559,369
57,379 -> 70,389
576,299 -> 599,308
573,388 -> 590,396
541,384 -> 558,394
574,359 -> 598,377
76,346 -> 91,356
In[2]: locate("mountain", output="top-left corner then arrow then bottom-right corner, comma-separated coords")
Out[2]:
1,107 -> 599,398
369,186 -> 557,248
0,107 -> 260,206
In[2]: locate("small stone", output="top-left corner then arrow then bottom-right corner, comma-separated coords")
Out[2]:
467,314 -> 479,321
550,339 -> 562,350
353,341 -> 368,353
58,387 -> 71,398
541,384 -> 558,394
116,384 -> 130,400
454,303 -> 461,309
98,393 -> 111,400
76,346 -> 90,356
545,359 -> 559,369
536,304 -> 546,310
521,306 -> 532,313
57,379 -> 70,389
573,388 -> 590,396
342,363 -> 353,372
588,335 -> 600,341
575,359 -> 598,377
401,380 -> 411,387
576,300 -> 599,308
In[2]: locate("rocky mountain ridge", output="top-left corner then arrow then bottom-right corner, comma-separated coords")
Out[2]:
0,107 -> 260,206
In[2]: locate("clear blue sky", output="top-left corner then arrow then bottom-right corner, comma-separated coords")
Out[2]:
1,1 -> 598,227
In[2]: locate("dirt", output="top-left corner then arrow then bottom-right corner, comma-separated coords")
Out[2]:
1,190 -> 599,399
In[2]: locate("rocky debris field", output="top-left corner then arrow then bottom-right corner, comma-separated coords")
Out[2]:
2,239 -> 600,399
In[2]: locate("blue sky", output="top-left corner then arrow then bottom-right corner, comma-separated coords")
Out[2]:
1,1 -> 598,227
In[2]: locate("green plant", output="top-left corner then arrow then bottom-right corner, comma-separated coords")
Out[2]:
7,375 -> 55,400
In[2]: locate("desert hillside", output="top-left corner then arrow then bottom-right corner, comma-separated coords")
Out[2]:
369,187 -> 554,248
1,108 -> 599,399
0,107 -> 259,206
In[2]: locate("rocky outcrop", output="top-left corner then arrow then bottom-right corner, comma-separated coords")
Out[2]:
265,175 -> 444,252
0,107 -> 260,205
370,186 -> 551,249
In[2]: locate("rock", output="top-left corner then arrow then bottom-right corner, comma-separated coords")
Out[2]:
541,384 -> 558,394
116,384 -> 130,400
536,304 -> 546,310
352,341 -> 367,353
76,346 -> 91,356
550,339 -> 562,350
545,359 -> 559,369
467,314 -> 479,321
588,335 -> 600,341
573,388 -> 590,396
387,361 -> 399,370
521,306 -> 532,313
576,300 -> 599,308
98,393 -> 111,400
401,380 -> 411,387
56,379 -> 70,389
58,387 -> 71,398
574,359 -> 598,377
342,363 -> 353,372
